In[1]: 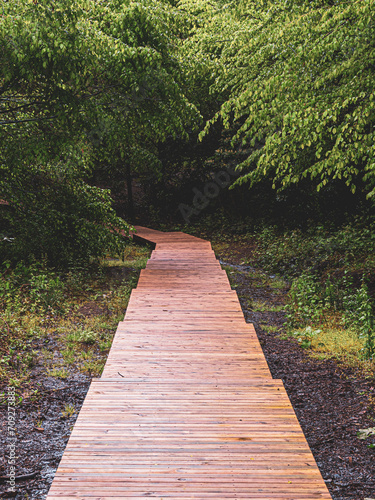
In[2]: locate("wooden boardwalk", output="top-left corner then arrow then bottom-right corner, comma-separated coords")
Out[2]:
47,227 -> 332,499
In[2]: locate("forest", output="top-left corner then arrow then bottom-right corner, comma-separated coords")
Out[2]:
0,0 -> 375,498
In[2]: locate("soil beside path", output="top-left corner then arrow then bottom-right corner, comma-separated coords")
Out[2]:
215,242 -> 375,500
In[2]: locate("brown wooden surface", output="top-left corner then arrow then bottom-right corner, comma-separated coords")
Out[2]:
47,226 -> 332,499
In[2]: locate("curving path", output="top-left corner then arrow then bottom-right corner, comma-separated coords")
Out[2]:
46,227 -> 331,499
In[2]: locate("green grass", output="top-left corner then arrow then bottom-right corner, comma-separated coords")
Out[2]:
61,403 -> 75,418
252,300 -> 284,312
102,243 -> 151,269
47,367 -> 70,379
0,242 -> 151,392
82,360 -> 105,376
290,324 -> 365,356
261,324 -> 280,334
282,321 -> 375,377
268,277 -> 288,289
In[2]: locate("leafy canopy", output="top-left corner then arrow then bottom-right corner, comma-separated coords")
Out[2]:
181,0 -> 375,197
0,0 -> 200,264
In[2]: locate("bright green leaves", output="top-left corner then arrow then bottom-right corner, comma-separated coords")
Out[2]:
186,0 -> 375,196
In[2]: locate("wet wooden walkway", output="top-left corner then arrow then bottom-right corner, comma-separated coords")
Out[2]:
47,227 -> 331,499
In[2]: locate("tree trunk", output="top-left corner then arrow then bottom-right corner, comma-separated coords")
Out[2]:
126,163 -> 134,221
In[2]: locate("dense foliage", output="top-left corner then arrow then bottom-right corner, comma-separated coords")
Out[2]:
250,219 -> 375,359
181,0 -> 375,197
0,0 -> 199,264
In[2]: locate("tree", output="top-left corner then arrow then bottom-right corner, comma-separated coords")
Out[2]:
181,0 -> 375,198
0,0 -> 200,264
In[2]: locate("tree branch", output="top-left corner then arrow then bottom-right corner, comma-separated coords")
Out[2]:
0,115 -> 57,126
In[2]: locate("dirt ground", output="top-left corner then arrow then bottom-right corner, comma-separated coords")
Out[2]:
217,244 -> 375,500
0,243 -> 374,499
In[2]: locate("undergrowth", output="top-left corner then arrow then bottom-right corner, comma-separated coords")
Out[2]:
252,219 -> 375,365
254,216 -> 375,281
203,214 -> 375,368
0,242 -> 151,388
285,274 -> 375,362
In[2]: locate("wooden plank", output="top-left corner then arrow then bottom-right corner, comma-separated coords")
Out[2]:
46,226 -> 331,500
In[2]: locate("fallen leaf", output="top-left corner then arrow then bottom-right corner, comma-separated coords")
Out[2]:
357,427 -> 375,440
